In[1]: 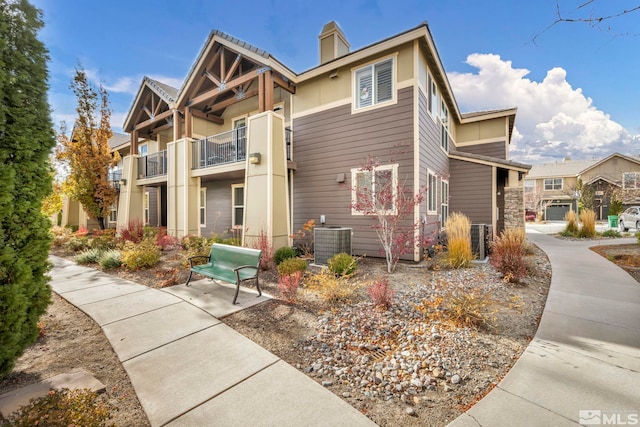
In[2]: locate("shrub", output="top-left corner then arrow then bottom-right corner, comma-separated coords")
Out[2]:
416,289 -> 496,330
274,246 -> 297,265
564,210 -> 579,235
99,250 -> 122,270
221,237 -> 241,246
490,228 -> 528,283
290,219 -> 316,258
367,277 -> 396,309
119,218 -> 144,243
50,226 -> 74,248
76,225 -> 89,237
637,232 -> 640,244
277,258 -> 308,276
89,228 -> 117,251
121,239 -> 161,270
601,229 -> 621,238
304,270 -> 362,304
251,230 -> 274,271
75,248 -> 103,264
328,253 -> 357,276
579,209 -> 596,238
65,236 -> 90,252
2,388 -> 113,427
278,271 -> 303,303
180,235 -> 215,267
155,228 -> 180,251
445,212 -> 473,268
143,225 -> 159,239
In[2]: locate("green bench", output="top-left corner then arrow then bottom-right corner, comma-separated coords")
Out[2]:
186,243 -> 262,305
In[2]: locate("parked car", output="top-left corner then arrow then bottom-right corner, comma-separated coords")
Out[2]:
618,206 -> 640,231
525,210 -> 537,222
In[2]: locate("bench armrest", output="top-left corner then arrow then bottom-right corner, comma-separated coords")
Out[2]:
233,265 -> 259,273
188,256 -> 210,268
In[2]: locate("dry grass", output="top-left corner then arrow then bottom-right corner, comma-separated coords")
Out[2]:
579,209 -> 596,238
445,212 -> 473,268
564,210 -> 579,235
490,228 -> 528,283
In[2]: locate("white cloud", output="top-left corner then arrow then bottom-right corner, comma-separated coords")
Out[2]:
448,53 -> 638,163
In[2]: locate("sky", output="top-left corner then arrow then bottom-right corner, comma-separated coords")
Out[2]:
32,0 -> 640,164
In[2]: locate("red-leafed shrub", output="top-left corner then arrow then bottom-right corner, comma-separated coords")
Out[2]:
367,277 -> 396,309
119,218 -> 144,243
278,271 -> 303,303
490,228 -> 527,283
155,227 -> 180,250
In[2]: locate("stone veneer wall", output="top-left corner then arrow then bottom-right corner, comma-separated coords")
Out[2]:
504,187 -> 525,229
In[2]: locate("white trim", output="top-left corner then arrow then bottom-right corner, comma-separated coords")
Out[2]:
232,183 -> 244,229
143,191 -> 150,225
440,179 -> 449,226
199,187 -> 206,227
456,138 -> 507,147
291,98 -> 351,119
412,40 -> 421,262
351,54 -> 398,114
491,167 -> 497,231
351,163 -> 399,216
427,169 -> 438,214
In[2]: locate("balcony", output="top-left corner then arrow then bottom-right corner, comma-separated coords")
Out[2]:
138,150 -> 167,179
192,126 -> 246,170
107,171 -> 122,190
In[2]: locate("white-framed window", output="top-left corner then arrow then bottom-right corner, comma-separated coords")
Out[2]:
354,57 -> 394,110
232,184 -> 244,228
544,178 -> 563,191
351,164 -> 398,215
199,188 -> 206,227
441,180 -> 449,225
428,74 -> 438,118
623,172 -> 639,189
143,191 -> 150,225
138,143 -> 148,157
440,100 -> 450,152
427,170 -> 438,213
109,204 -> 117,223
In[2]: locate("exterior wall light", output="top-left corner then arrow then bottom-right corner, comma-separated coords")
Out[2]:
249,153 -> 261,164
119,178 -> 127,186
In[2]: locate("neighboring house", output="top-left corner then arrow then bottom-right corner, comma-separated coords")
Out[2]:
111,21 -> 529,262
524,153 -> 640,220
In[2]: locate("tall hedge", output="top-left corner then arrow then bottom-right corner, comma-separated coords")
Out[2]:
0,0 -> 55,377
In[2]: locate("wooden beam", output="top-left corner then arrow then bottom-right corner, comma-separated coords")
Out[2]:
187,68 -> 261,107
143,105 -> 154,120
150,121 -> 173,134
273,73 -> 296,94
130,129 -> 138,155
225,54 -> 242,81
153,94 -> 163,116
258,72 -> 265,112
264,70 -> 274,112
173,109 -> 181,142
208,89 -> 259,113
190,109 -> 224,124
133,109 -> 174,131
185,107 -> 192,138
220,47 -> 226,81
204,70 -> 222,87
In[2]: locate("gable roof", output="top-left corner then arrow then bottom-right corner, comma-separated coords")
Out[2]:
108,132 -> 129,150
449,149 -> 530,173
526,153 -> 640,179
123,77 -> 179,132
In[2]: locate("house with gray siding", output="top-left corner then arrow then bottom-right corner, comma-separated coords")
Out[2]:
73,21 -> 529,262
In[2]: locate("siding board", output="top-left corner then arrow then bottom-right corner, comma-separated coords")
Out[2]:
458,141 -> 506,159
449,159 -> 493,224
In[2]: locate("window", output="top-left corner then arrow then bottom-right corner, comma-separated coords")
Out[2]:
138,144 -> 148,157
427,170 -> 437,213
143,192 -> 150,225
232,184 -> 244,228
440,100 -> 450,152
199,188 -> 206,227
354,58 -> 394,110
109,204 -> 117,223
441,180 -> 449,225
623,172 -> 639,189
544,178 -> 563,190
428,75 -> 438,118
351,164 -> 398,215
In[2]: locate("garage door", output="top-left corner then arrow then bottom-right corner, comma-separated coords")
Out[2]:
546,204 -> 571,221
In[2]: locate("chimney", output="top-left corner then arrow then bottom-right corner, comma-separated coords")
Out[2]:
319,21 -> 350,64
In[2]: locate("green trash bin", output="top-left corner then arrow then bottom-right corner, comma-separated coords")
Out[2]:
608,215 -> 618,228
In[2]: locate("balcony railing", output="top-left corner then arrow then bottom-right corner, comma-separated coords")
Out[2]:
138,150 -> 167,179
192,126 -> 246,169
107,171 -> 122,190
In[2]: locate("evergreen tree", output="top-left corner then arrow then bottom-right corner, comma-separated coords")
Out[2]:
56,69 -> 116,230
0,0 -> 56,377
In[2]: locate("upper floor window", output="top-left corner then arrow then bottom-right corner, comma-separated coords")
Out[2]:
524,180 -> 535,193
351,164 -> 398,215
138,144 -> 148,157
623,172 -> 639,189
440,100 -> 450,152
428,74 -> 438,118
544,178 -> 563,191
354,58 -> 394,110
427,170 -> 437,213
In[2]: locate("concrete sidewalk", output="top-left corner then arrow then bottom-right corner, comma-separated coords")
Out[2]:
448,234 -> 640,427
48,256 -> 376,427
